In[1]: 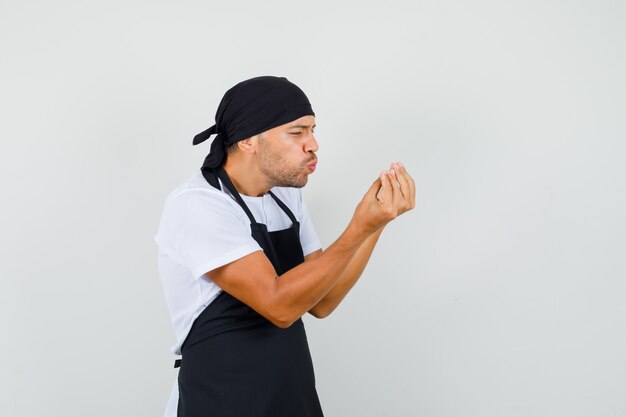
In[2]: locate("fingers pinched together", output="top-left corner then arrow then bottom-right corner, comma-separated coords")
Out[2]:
376,161 -> 416,216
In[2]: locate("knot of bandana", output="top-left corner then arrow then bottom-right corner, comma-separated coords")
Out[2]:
193,76 -> 315,169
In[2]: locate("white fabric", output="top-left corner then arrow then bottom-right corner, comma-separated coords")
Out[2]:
155,169 -> 322,417
155,169 -> 322,354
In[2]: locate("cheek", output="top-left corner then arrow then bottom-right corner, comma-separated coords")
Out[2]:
275,140 -> 302,159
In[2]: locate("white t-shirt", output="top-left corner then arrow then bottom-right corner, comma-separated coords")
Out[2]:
155,169 -> 322,416
154,169 -> 322,355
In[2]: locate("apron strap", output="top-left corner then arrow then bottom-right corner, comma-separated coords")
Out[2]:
213,167 -> 299,227
268,191 -> 298,224
214,167 -> 260,225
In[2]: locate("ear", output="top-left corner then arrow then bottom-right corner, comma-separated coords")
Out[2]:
237,135 -> 260,154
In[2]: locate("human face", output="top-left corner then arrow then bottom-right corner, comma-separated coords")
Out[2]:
256,115 -> 318,188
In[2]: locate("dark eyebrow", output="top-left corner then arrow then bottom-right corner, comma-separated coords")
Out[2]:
288,124 -> 316,129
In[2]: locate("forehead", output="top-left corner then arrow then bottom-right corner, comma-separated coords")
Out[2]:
283,115 -> 316,129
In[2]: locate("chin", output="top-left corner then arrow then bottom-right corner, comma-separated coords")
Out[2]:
296,173 -> 309,188
284,178 -> 307,188
268,170 -> 309,189
280,177 -> 307,189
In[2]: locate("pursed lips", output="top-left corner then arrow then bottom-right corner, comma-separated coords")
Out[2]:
307,159 -> 317,172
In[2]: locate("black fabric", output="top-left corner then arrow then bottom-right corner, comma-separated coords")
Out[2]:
176,167 -> 323,417
193,76 -> 315,169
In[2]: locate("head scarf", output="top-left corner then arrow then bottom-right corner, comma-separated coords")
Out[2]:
193,76 -> 315,169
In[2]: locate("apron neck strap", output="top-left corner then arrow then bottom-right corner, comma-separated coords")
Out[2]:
201,166 -> 300,226
267,191 -> 298,224
214,167 -> 259,225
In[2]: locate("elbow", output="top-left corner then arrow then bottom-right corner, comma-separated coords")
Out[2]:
265,287 -> 304,328
308,306 -> 332,319
267,308 -> 300,329
309,311 -> 327,319
273,319 -> 295,329
270,315 -> 298,329
268,306 -> 331,326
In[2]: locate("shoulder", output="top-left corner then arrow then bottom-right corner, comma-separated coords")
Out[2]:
157,171 -> 245,237
155,170 -> 255,254
162,171 -> 239,215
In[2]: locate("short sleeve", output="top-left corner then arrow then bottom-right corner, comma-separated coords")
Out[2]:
155,189 -> 262,280
295,189 -> 322,256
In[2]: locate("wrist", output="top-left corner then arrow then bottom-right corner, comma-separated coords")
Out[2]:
346,217 -> 377,243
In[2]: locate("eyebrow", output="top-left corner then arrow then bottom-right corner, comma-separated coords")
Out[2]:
289,124 -> 316,129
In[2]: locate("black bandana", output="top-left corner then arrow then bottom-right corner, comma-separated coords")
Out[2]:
193,76 -> 315,169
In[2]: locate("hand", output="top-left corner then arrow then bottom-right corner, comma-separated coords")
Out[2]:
351,168 -> 402,236
377,161 -> 415,216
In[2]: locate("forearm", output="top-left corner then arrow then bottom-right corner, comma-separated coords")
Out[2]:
309,227 -> 384,318
271,222 -> 371,326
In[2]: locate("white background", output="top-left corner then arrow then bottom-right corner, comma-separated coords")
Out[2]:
1,1 -> 625,416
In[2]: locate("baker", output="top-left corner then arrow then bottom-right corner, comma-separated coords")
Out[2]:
154,76 -> 415,417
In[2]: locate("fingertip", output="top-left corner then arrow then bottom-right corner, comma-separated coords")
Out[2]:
380,171 -> 389,185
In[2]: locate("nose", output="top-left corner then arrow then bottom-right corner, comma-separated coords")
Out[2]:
304,133 -> 319,154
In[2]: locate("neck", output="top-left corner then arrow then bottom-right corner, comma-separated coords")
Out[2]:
222,156 -> 271,197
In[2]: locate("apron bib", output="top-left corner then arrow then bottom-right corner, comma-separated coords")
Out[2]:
176,167 -> 324,417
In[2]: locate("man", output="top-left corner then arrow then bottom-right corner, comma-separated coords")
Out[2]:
155,76 -> 415,417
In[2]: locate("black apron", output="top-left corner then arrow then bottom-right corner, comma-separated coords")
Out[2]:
176,166 -> 324,417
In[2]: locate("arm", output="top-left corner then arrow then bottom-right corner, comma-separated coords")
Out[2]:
306,227 -> 383,318
205,171 -> 400,328
306,162 -> 415,318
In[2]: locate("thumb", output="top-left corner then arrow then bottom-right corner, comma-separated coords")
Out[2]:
365,172 -> 385,198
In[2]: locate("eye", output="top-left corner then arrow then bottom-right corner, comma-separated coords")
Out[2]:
290,131 -> 303,136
